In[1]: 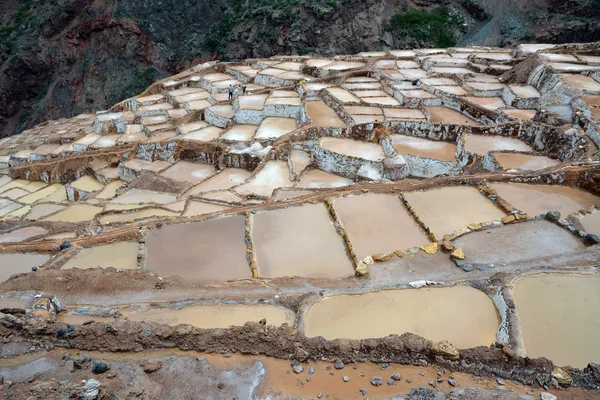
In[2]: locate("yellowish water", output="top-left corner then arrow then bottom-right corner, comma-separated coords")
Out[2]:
403,186 -> 505,239
513,274 -> 600,368
144,215 -> 251,283
122,304 -> 295,328
252,203 -> 354,279
491,183 -> 599,217
61,242 -> 139,270
333,193 -> 430,260
305,286 -> 499,348
99,208 -> 180,225
41,204 -> 103,223
392,135 -> 456,162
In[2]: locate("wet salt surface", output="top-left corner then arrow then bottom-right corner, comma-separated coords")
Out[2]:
493,153 -> 559,171
252,203 -> 354,279
0,253 -> 51,283
305,286 -> 499,348
514,274 -> 600,368
145,215 -> 251,283
122,304 -> 295,328
464,134 -> 533,154
333,193 -> 430,260
0,226 -> 48,243
403,186 -> 505,239
319,137 -> 385,161
61,242 -> 139,270
491,183 -> 599,217
392,135 -> 456,162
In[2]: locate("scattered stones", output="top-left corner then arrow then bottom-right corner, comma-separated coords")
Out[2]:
343,376 -> 349,382
360,388 -> 367,395
334,359 -> 345,369
467,223 -> 481,230
432,341 -> 460,360
381,363 -> 389,370
406,379 -> 412,383
363,256 -> 374,265
448,379 -> 457,386
309,367 -> 315,375
404,247 -> 419,256
420,242 -> 438,255
60,241 -> 71,250
391,374 -> 402,381
545,211 -> 561,222
550,367 -> 573,386
372,252 -> 393,262
387,378 -> 394,386
419,372 -> 425,376
370,376 -> 383,386
293,365 -> 304,374
497,378 -> 505,385
91,361 -> 108,374
584,233 -> 600,245
306,376 -> 311,382
450,248 -> 464,260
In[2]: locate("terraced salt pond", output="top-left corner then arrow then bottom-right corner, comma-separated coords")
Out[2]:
61,242 -> 139,270
514,274 -> 600,367
493,153 -> 559,171
403,186 -> 506,239
0,253 -> 51,283
251,203 -> 354,278
305,286 -> 500,348
392,135 -> 456,162
464,134 -> 533,154
491,183 -> 599,217
122,304 -> 295,328
145,215 -> 251,283
333,193 -> 430,260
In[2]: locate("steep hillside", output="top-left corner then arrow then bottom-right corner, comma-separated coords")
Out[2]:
0,0 -> 598,137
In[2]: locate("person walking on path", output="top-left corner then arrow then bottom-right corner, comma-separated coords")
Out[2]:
242,84 -> 247,95
228,84 -> 234,100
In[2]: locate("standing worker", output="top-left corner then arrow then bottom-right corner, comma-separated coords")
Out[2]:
242,84 -> 247,95
228,84 -> 234,100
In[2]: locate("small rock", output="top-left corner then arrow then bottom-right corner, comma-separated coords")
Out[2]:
363,256 -> 374,265
510,210 -> 519,215
293,365 -> 304,374
420,242 -> 438,255
404,246 -> 419,256
467,223 -> 481,230
501,215 -> 516,224
31,266 -> 37,272
143,361 -> 162,374
432,341 -> 460,360
82,379 -> 101,400
60,241 -> 71,250
360,388 -> 367,395
585,233 -> 600,245
306,376 -> 311,382
429,381 -> 436,387
370,376 -> 383,386
372,253 -> 393,262
387,378 -> 394,386
330,371 -> 334,375
361,372 -> 365,377
391,374 -> 402,381
450,248 -> 465,260
381,363 -> 389,370
551,367 -> 573,386
92,361 -> 108,374
217,382 -> 225,389
419,372 -> 425,376
540,393 -> 557,400
461,264 -> 474,272
406,379 -> 412,383
355,261 -> 369,277
318,394 -> 322,399
437,378 -> 444,383
497,378 -> 505,385
545,211 -> 561,222
394,250 -> 404,258
448,379 -> 456,386
334,360 -> 345,369
343,376 -> 349,382
309,367 -> 315,375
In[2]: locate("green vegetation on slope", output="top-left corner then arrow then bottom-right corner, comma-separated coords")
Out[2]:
389,7 -> 460,48
203,0 -> 345,53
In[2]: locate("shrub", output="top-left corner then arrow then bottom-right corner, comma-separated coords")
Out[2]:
389,7 -> 457,48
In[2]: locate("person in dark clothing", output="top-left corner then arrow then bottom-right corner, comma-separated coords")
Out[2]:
242,85 -> 247,95
228,84 -> 234,100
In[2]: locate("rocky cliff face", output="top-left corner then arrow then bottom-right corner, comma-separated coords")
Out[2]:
0,0 -> 598,138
